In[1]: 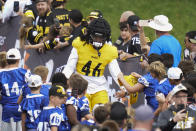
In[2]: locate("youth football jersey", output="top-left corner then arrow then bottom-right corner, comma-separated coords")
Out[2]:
19,93 -> 49,129
156,78 -> 174,97
138,72 -> 159,111
0,67 -> 31,122
72,37 -> 118,77
78,96 -> 90,121
37,106 -> 63,131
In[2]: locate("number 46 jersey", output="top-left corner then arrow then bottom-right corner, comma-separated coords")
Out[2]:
63,37 -> 121,94
73,37 -> 118,77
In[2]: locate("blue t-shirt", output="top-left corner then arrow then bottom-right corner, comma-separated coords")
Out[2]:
148,35 -> 181,67
156,78 -> 174,97
19,93 -> 49,129
37,107 -> 63,131
78,96 -> 90,121
0,68 -> 31,122
138,73 -> 159,111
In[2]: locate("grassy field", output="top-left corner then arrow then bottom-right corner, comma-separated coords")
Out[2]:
66,0 -> 196,49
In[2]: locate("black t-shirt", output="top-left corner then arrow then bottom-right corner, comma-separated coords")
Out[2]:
114,36 -> 130,53
49,8 -> 70,26
68,25 -> 84,45
128,33 -> 142,54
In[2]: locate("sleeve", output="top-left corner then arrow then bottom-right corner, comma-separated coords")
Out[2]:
2,0 -> 14,23
25,69 -> 31,83
148,41 -> 161,55
43,39 -> 57,50
65,96 -> 78,110
138,75 -> 150,87
46,12 -> 54,26
27,28 -> 43,45
79,98 -> 90,117
62,47 -> 78,79
49,112 -> 62,127
108,59 -> 121,86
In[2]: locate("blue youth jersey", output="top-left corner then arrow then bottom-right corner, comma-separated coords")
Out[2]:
156,78 -> 174,97
138,73 -> 159,111
37,107 -> 63,131
0,67 -> 31,122
22,84 -> 51,98
19,94 -> 49,129
78,96 -> 90,121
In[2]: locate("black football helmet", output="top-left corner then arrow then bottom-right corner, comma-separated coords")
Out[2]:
88,18 -> 111,48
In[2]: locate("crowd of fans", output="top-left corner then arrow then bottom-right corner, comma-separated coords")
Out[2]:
0,0 -> 196,131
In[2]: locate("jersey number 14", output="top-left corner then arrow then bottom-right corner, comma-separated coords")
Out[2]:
4,82 -> 20,96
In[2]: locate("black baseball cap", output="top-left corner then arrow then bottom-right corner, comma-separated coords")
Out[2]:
127,15 -> 140,31
49,85 -> 66,98
36,0 -> 48,3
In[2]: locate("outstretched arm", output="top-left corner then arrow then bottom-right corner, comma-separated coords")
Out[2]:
24,42 -> 44,50
62,47 -> 78,79
118,72 -> 144,93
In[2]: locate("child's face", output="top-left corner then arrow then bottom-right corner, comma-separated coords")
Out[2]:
120,27 -> 131,41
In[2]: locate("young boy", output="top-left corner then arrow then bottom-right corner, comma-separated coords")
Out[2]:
19,75 -> 49,131
37,85 -> 66,131
69,74 -> 93,121
18,65 -> 50,104
0,48 -> 31,131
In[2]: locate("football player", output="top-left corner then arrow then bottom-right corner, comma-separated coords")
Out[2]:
63,18 -> 126,111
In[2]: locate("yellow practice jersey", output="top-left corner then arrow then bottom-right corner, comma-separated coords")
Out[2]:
73,37 -> 118,77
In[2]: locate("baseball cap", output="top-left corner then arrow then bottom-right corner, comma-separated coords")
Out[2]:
28,75 -> 43,87
6,48 -> 21,60
167,67 -> 183,80
36,0 -> 48,3
170,83 -> 188,96
88,10 -> 103,19
49,85 -> 66,97
127,15 -> 140,31
135,104 -> 154,121
189,32 -> 196,44
110,102 -> 128,120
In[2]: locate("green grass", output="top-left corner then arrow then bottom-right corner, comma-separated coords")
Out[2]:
66,0 -> 196,49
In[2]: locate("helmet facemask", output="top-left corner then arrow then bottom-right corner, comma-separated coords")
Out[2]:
90,32 -> 107,49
